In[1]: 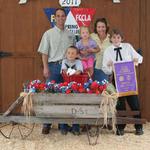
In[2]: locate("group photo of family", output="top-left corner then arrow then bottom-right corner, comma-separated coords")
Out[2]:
0,0 -> 149,150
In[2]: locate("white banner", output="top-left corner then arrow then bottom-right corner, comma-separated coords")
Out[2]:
59,0 -> 81,7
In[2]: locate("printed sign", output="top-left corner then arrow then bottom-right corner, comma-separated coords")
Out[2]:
59,0 -> 81,7
44,8 -> 96,35
113,61 -> 138,97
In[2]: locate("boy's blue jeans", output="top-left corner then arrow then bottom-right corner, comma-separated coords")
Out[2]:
72,124 -> 80,132
43,62 -> 68,130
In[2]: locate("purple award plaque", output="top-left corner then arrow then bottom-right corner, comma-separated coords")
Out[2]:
113,61 -> 138,97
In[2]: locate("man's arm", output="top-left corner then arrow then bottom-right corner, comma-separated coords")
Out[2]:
42,54 -> 50,79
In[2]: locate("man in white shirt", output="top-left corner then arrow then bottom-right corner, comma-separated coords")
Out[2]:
38,8 -> 76,135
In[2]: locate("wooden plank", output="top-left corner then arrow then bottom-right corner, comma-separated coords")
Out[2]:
32,93 -> 102,104
3,96 -> 24,117
0,0 -> 15,51
33,105 -> 112,118
1,59 -> 16,112
117,117 -> 146,124
139,0 -> 150,121
117,111 -> 140,116
0,116 -> 146,125
0,116 -> 105,124
14,0 -> 33,53
15,58 -> 35,96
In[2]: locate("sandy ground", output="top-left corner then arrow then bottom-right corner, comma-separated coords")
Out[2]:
0,123 -> 150,150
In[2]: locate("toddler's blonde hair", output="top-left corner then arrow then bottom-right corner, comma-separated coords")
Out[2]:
79,26 -> 90,35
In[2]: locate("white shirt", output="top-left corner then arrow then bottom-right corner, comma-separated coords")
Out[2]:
61,59 -> 83,73
102,43 -> 143,75
90,33 -> 111,69
38,26 -> 75,62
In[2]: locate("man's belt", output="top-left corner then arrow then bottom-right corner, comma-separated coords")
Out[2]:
49,60 -> 62,64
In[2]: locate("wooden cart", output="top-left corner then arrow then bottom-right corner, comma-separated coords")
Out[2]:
0,93 -> 146,145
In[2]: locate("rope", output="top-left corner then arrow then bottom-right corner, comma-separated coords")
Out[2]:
100,90 -> 119,132
20,92 -> 33,116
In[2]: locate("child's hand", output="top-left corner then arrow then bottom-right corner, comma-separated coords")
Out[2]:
133,58 -> 138,66
76,54 -> 81,59
62,70 -> 67,75
82,57 -> 88,61
107,61 -> 113,67
80,50 -> 88,55
87,48 -> 94,53
75,70 -> 81,75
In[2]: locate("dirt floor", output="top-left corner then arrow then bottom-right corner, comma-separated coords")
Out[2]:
0,123 -> 150,150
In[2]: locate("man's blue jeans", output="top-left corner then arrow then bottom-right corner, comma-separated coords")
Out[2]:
43,62 -> 68,131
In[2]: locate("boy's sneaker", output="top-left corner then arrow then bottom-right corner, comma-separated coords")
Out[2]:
42,127 -> 50,134
61,129 -> 68,135
135,129 -> 144,135
72,130 -> 80,136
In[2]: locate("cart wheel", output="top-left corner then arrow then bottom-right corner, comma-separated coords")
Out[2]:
86,125 -> 101,145
0,122 -> 35,139
88,126 -> 99,137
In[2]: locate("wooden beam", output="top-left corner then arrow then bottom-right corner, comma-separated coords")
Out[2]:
117,111 -> 140,116
32,93 -> 102,104
0,116 -> 146,125
3,96 -> 24,116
